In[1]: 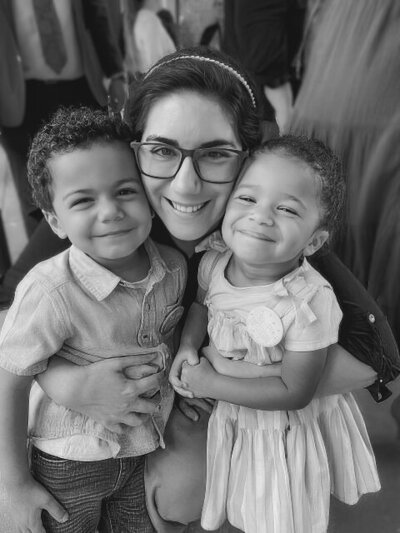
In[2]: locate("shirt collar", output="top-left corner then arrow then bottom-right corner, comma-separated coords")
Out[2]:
194,230 -> 227,254
69,239 -> 167,301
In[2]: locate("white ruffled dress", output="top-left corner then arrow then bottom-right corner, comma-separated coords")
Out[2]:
199,250 -> 380,533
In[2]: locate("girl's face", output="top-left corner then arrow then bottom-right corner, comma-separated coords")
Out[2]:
139,91 -> 241,244
222,152 -> 328,277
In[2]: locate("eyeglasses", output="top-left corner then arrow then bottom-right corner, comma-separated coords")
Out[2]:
130,142 -> 248,184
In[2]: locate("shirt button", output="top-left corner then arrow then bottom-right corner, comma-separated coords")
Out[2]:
368,313 -> 376,323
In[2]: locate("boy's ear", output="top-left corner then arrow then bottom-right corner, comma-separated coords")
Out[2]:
303,229 -> 329,257
43,210 -> 68,239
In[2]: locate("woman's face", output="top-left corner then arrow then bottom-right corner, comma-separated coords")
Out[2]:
140,91 -> 241,243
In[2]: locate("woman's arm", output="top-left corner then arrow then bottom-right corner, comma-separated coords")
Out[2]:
181,348 -> 327,411
316,343 -> 376,396
37,353 -> 163,433
309,250 -> 398,401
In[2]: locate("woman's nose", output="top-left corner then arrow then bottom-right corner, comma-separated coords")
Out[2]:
170,156 -> 202,194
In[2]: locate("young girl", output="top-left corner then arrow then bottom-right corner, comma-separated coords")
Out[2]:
170,135 -> 380,533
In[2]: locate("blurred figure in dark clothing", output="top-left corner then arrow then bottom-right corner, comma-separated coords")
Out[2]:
223,0 -> 305,134
0,0 -> 125,304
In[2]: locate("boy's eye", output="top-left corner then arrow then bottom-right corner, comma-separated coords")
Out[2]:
117,188 -> 137,197
70,197 -> 92,208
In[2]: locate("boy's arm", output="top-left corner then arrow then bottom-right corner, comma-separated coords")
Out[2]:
181,347 -> 327,411
0,368 -> 68,532
169,290 -> 208,397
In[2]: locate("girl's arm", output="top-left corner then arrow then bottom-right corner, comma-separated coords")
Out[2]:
202,343 -> 282,379
181,347 -> 327,411
0,368 -> 68,532
169,301 -> 208,396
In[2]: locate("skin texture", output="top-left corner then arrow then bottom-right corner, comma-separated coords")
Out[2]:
140,91 -> 239,249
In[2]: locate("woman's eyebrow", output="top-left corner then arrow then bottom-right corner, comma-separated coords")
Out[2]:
144,135 -> 238,149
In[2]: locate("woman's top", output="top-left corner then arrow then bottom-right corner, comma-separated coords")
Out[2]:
198,249 -> 380,533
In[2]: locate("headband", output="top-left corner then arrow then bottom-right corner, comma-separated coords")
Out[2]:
144,55 -> 257,109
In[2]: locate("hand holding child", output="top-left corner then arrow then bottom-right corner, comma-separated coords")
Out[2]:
6,476 -> 68,533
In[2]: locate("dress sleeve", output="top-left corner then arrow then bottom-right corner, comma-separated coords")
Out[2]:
0,275 -> 69,376
284,285 -> 343,352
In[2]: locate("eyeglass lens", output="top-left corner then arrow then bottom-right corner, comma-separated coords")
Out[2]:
137,143 -> 244,183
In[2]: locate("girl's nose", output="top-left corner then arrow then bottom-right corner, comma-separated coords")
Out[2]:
169,156 -> 202,195
250,207 -> 274,226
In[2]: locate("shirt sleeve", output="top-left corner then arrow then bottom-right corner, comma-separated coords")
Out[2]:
197,250 -> 221,293
0,275 -> 69,376
284,285 -> 343,352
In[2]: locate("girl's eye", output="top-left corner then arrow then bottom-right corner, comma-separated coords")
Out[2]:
278,206 -> 298,216
237,195 -> 255,203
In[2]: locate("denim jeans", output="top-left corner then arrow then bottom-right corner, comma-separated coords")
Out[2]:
31,446 -> 154,533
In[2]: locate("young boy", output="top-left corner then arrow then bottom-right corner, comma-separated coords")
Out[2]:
0,107 -> 186,532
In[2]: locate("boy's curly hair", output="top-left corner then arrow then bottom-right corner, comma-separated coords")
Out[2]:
27,106 -> 133,212
254,134 -> 346,243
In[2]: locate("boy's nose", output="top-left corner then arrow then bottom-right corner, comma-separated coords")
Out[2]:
99,198 -> 123,221
250,208 -> 274,226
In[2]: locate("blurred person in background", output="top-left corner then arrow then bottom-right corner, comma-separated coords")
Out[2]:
0,0 -> 125,305
223,0 -> 306,135
122,0 -> 176,78
289,0 -> 400,349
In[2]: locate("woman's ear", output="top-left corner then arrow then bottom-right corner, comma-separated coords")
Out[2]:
42,211 -> 68,239
303,229 -> 329,257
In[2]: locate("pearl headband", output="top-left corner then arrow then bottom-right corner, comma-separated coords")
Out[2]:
144,55 -> 257,109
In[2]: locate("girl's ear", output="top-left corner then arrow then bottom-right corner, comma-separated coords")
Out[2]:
43,210 -> 68,239
303,229 -> 329,257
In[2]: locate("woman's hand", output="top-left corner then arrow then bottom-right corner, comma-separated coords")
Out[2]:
37,354 -> 163,433
176,396 -> 215,422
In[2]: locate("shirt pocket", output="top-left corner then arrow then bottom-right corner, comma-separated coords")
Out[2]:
159,303 -> 184,338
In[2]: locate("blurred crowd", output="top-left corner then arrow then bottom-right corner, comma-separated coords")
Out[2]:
1,0 -> 400,348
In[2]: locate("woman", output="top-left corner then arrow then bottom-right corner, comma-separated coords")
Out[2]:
37,47 -> 389,532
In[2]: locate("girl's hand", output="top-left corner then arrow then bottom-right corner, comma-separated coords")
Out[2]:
169,346 -> 199,398
6,477 -> 68,533
181,357 -> 216,398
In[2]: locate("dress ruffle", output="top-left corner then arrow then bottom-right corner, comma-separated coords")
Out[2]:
202,396 -> 380,533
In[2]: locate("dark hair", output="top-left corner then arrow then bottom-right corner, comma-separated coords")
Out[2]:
27,106 -> 133,212
254,135 -> 346,240
126,46 -> 262,151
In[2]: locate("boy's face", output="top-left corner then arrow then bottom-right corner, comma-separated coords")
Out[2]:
45,141 -> 152,269
222,152 -> 328,272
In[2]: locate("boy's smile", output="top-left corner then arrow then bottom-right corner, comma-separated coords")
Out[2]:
44,141 -> 153,278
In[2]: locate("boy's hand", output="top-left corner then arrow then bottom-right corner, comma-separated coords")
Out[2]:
180,357 -> 215,398
5,477 -> 68,533
169,346 -> 199,398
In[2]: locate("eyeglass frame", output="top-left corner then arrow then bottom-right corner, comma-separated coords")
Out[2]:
130,141 -> 249,184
